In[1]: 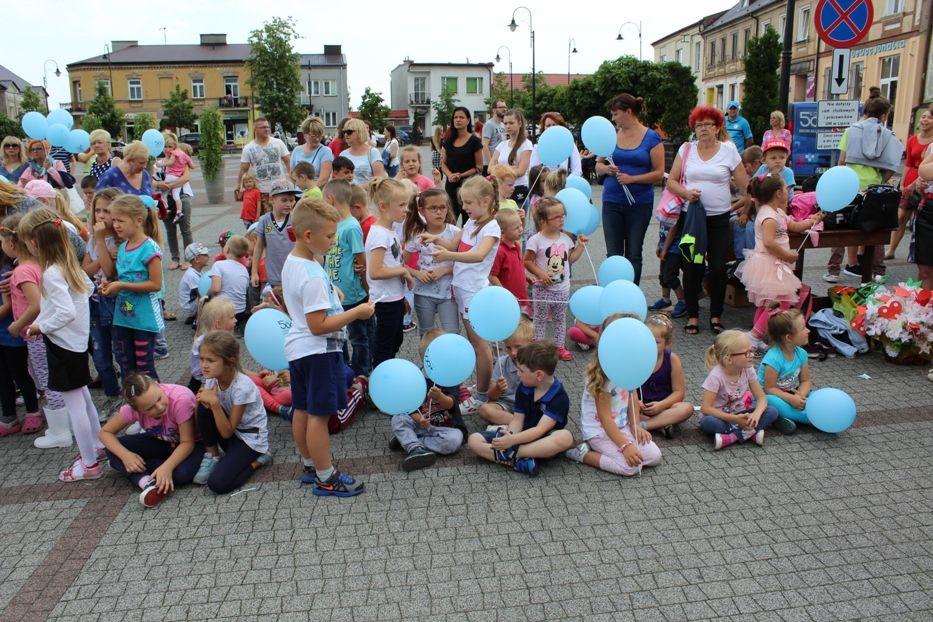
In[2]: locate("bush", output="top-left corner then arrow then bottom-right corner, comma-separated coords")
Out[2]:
198,108 -> 224,182
0,113 -> 24,139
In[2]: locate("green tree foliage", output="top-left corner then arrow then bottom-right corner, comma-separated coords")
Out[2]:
246,17 -> 304,134
358,87 -> 390,132
488,72 -> 512,108
19,89 -> 46,116
431,90 -> 459,130
0,113 -> 24,139
131,113 -> 155,141
87,81 -> 124,139
742,26 -> 782,141
198,107 -> 224,181
161,85 -> 195,132
80,113 -> 103,133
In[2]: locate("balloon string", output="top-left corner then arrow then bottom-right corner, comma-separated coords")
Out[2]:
583,245 -> 598,285
629,390 -> 643,476
796,229 -> 813,253
494,340 -> 502,363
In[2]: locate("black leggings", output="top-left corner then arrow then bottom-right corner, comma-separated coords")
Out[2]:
682,212 -> 732,320
445,180 -> 465,224
0,343 -> 38,420
196,405 -> 261,494
372,299 -> 405,369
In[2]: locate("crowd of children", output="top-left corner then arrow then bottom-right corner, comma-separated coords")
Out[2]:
0,134 -> 836,509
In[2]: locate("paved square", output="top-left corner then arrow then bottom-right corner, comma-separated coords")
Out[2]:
1,156 -> 930,621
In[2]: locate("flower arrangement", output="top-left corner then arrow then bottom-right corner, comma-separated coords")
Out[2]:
844,280 -> 932,360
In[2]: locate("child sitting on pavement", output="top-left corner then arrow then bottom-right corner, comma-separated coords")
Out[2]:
476,316 -> 534,427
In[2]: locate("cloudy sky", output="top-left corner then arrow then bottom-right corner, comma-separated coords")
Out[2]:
11,0 -> 733,110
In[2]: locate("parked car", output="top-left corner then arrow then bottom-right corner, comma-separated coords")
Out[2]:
178,133 -> 200,153
396,125 -> 413,145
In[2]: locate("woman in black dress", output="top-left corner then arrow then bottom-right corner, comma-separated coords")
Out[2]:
440,107 -> 483,223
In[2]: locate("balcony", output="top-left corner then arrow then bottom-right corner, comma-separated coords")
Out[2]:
409,94 -> 430,107
218,96 -> 249,108
61,102 -> 85,113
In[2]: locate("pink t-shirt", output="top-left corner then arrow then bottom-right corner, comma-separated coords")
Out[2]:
408,175 -> 435,192
10,261 -> 41,329
165,148 -> 192,177
702,366 -> 757,414
119,383 -> 196,444
526,232 -> 574,293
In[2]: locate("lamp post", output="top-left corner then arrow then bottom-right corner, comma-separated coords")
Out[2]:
567,38 -> 578,85
42,59 -> 61,93
508,6 -> 536,138
495,45 -> 514,107
616,21 -> 643,61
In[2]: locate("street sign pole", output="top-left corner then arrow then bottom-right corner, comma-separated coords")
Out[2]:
779,0 -> 796,114
830,48 -> 851,95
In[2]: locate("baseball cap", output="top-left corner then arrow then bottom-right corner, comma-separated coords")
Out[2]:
184,242 -> 210,261
217,230 -> 233,247
269,180 -> 302,197
762,138 -> 789,154
726,100 -> 740,110
23,179 -> 57,199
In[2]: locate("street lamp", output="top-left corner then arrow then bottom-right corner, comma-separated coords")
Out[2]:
567,38 -> 578,85
508,6 -> 536,138
616,21 -> 643,61
495,45 -> 514,107
42,59 -> 60,112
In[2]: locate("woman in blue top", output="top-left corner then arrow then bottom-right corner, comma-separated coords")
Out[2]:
94,141 -> 152,196
595,94 -> 665,285
291,116 -> 334,187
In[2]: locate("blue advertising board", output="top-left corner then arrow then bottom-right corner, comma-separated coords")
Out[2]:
789,101 -> 861,179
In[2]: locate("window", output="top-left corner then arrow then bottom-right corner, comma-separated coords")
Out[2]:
128,79 -> 142,101
849,62 -> 864,100
716,85 -> 724,109
72,80 -> 82,103
694,42 -> 701,71
709,41 -> 716,66
224,77 -> 239,98
441,76 -> 458,95
97,80 -> 111,96
675,48 -> 683,65
779,16 -> 786,42
743,29 -> 750,56
660,54 -> 667,62
797,7 -> 811,41
731,33 -> 738,59
413,76 -> 427,104
324,111 -> 337,127
885,0 -> 904,15
466,77 -> 483,95
880,54 -> 900,123
719,37 -> 726,62
310,80 -> 320,96
191,79 -> 204,99
729,83 -> 737,102
323,80 -> 336,96
761,20 -> 771,36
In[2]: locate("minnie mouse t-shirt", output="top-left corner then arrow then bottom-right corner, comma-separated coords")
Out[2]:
526,232 -> 574,293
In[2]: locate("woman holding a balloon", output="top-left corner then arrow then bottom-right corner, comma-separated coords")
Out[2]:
17,140 -> 69,189
77,129 -> 121,178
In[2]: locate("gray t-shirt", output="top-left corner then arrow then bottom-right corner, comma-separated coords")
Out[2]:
339,147 -> 381,185
206,372 -> 269,454
256,211 -> 293,286
482,119 -> 506,163
492,354 -> 520,410
240,138 -> 289,193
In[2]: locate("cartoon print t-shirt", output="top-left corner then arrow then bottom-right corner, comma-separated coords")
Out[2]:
113,237 -> 164,334
702,366 -> 757,414
526,231 -> 574,293
239,138 -> 289,193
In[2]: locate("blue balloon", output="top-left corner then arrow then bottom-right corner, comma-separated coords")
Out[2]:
21,111 -> 48,139
597,255 -> 635,285
423,333 -> 476,387
599,279 -> 647,321
370,359 -> 428,415
468,286 -> 521,342
554,188 -> 590,235
581,116 -> 617,158
565,175 -> 592,199
197,272 -> 213,296
806,387 -> 856,433
46,109 -> 74,130
816,166 -> 859,213
67,129 -> 90,154
598,317 -> 656,389
243,308 -> 292,371
536,125 -> 574,167
141,129 -> 165,157
46,123 -> 70,148
569,285 -> 604,326
581,203 -> 601,236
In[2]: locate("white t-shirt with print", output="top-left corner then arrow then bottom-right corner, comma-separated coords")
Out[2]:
209,259 -> 249,313
282,253 -> 346,361
526,231 -> 575,294
453,219 -> 500,292
240,138 -> 289,194
678,141 -> 741,216
580,383 -> 630,441
493,139 -> 534,187
365,224 -> 405,303
178,267 -> 202,319
404,223 -> 460,300
205,372 -> 268,453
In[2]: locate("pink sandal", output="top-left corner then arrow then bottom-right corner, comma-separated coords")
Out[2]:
0,420 -> 22,437
21,414 -> 42,434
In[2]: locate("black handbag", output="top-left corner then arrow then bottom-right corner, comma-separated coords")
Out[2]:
48,169 -> 76,189
849,184 -> 899,232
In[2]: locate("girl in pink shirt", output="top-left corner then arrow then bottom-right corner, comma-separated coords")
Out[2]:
396,145 -> 437,191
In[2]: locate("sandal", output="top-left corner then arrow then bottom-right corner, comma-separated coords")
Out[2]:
684,323 -> 700,335
709,320 -> 725,334
163,311 -> 177,321
168,261 -> 180,270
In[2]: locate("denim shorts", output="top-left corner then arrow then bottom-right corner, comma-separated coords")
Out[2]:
288,351 -> 348,416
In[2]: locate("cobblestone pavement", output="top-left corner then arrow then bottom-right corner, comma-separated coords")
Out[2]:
1,157 -> 931,621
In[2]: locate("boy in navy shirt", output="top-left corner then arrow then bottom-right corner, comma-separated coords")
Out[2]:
467,342 -> 574,476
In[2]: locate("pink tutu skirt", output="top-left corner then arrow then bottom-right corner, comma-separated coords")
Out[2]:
736,251 -> 801,306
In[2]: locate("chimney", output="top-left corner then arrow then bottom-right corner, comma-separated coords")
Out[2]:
323,44 -> 341,56
200,34 -> 227,46
111,40 -> 138,52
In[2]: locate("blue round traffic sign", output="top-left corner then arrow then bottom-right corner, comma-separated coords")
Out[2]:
815,0 -> 873,49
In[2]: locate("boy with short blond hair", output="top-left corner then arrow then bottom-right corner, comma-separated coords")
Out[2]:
292,161 -> 323,199
348,183 -> 376,242
477,316 -> 534,426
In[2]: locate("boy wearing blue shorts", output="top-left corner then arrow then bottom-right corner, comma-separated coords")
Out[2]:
467,342 -> 574,476
282,196 -> 375,496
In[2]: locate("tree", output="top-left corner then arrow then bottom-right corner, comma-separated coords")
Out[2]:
131,113 -> 155,141
80,113 -> 103,133
246,17 -> 304,134
742,26 -> 782,141
431,90 -> 459,131
488,72 -> 512,108
87,81 -> 124,139
19,88 -> 46,116
0,113 -> 23,139
358,87 -> 390,132
161,85 -> 195,132
198,107 -> 224,181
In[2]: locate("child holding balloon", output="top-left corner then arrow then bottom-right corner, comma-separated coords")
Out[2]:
524,197 -> 587,361
188,296 -> 237,394
477,316 -> 533,427
565,315 -> 662,475
282,197 -> 374,496
700,330 -> 779,450
757,308 -> 813,433
422,175 -> 500,414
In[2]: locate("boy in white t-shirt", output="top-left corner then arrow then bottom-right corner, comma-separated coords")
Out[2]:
282,196 -> 375,497
179,242 -> 210,323
209,235 -> 250,328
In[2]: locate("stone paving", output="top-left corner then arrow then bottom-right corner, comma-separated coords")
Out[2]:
0,155 -> 931,621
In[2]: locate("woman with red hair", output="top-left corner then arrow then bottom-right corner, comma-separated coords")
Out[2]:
529,112 -> 583,176
666,105 -> 749,335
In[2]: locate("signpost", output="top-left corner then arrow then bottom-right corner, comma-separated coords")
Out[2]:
815,0 -> 873,49
830,48 -> 851,95
818,100 -> 859,127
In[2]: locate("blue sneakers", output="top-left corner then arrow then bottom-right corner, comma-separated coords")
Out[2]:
671,301 -> 688,318
513,457 -> 539,476
492,430 -> 517,464
649,298 -> 672,311
193,453 -> 219,485
300,465 -> 316,485
312,470 -> 365,497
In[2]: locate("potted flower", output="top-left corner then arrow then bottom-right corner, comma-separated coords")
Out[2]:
198,107 -> 225,204
853,281 -> 932,364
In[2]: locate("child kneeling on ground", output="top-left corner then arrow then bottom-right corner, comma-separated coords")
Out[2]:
389,329 -> 468,471
99,374 -> 203,508
467,342 -> 574,476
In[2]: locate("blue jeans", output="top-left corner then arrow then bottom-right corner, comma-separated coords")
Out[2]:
106,434 -> 203,488
731,215 -> 755,259
343,299 -> 374,377
90,297 -> 120,397
601,200 -> 653,284
699,406 -> 779,440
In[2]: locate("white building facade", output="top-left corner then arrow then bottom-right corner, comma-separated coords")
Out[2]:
390,61 -> 494,135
